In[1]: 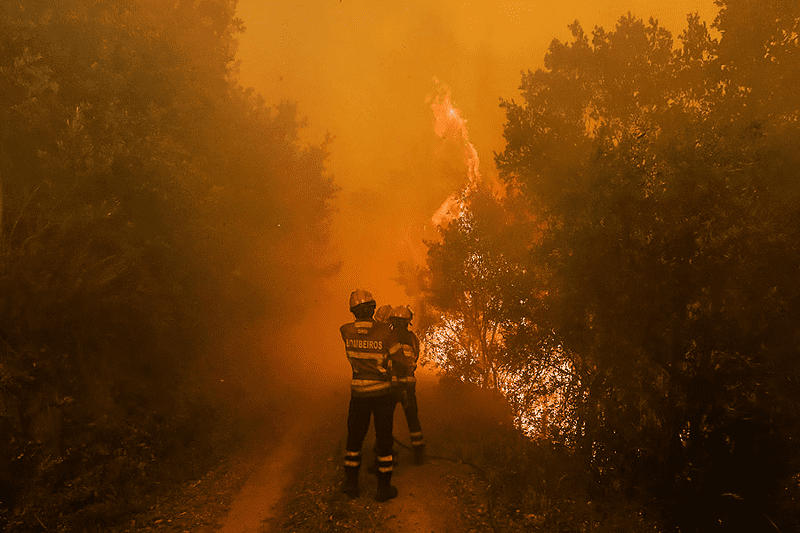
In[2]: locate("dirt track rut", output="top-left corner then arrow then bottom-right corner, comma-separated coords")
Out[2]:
214,372 -> 496,533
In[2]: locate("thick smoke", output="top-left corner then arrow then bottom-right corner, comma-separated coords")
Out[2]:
231,0 -> 720,400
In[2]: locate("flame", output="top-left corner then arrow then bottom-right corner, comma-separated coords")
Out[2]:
430,193 -> 461,227
428,78 -> 481,227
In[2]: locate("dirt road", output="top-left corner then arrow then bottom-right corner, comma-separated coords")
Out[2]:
214,372 -> 497,533
215,420 -> 307,533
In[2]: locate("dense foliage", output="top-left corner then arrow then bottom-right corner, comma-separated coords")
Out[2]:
0,1 -> 336,530
416,0 -> 800,529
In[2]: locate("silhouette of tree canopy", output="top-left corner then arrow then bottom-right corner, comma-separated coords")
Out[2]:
418,1 -> 799,529
0,1 -> 336,529
424,190 -> 510,386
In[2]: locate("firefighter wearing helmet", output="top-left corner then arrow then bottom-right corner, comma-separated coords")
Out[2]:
339,289 -> 399,502
388,305 -> 425,465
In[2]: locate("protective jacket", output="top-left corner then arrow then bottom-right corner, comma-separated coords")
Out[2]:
340,319 -> 393,396
389,329 -> 420,384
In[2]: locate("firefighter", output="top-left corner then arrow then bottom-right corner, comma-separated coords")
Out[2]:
388,305 -> 425,465
369,302 -> 396,473
340,289 -> 399,502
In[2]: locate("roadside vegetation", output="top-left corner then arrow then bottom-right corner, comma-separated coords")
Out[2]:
406,1 -> 800,530
0,1 -> 335,531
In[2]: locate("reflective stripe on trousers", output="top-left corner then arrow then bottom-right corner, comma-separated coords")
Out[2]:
344,449 -> 361,468
376,454 -> 393,473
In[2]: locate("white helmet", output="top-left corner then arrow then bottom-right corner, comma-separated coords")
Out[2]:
374,304 -> 393,323
389,305 -> 413,322
349,289 -> 375,311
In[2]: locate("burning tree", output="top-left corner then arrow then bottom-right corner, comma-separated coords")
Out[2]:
424,188 -> 522,388
495,2 -> 800,529
416,2 -> 800,529
420,185 -> 583,439
414,82 -> 583,439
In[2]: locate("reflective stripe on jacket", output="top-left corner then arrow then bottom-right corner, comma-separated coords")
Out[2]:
341,319 -> 393,397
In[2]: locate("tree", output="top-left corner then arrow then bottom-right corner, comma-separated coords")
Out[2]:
0,1 -> 337,529
423,188 -> 522,388
493,3 -> 799,528
418,186 -> 583,441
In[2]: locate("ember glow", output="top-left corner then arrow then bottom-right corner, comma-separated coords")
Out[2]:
422,316 -> 494,391
422,313 -> 579,438
497,353 -> 579,440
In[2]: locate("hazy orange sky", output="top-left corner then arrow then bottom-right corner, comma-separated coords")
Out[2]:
234,0 -> 718,352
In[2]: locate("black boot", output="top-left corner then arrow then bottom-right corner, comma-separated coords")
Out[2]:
413,444 -> 425,465
376,472 -> 398,502
341,465 -> 360,499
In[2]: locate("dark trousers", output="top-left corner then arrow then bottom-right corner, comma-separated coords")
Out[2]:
346,393 -> 396,462
399,383 -> 423,445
